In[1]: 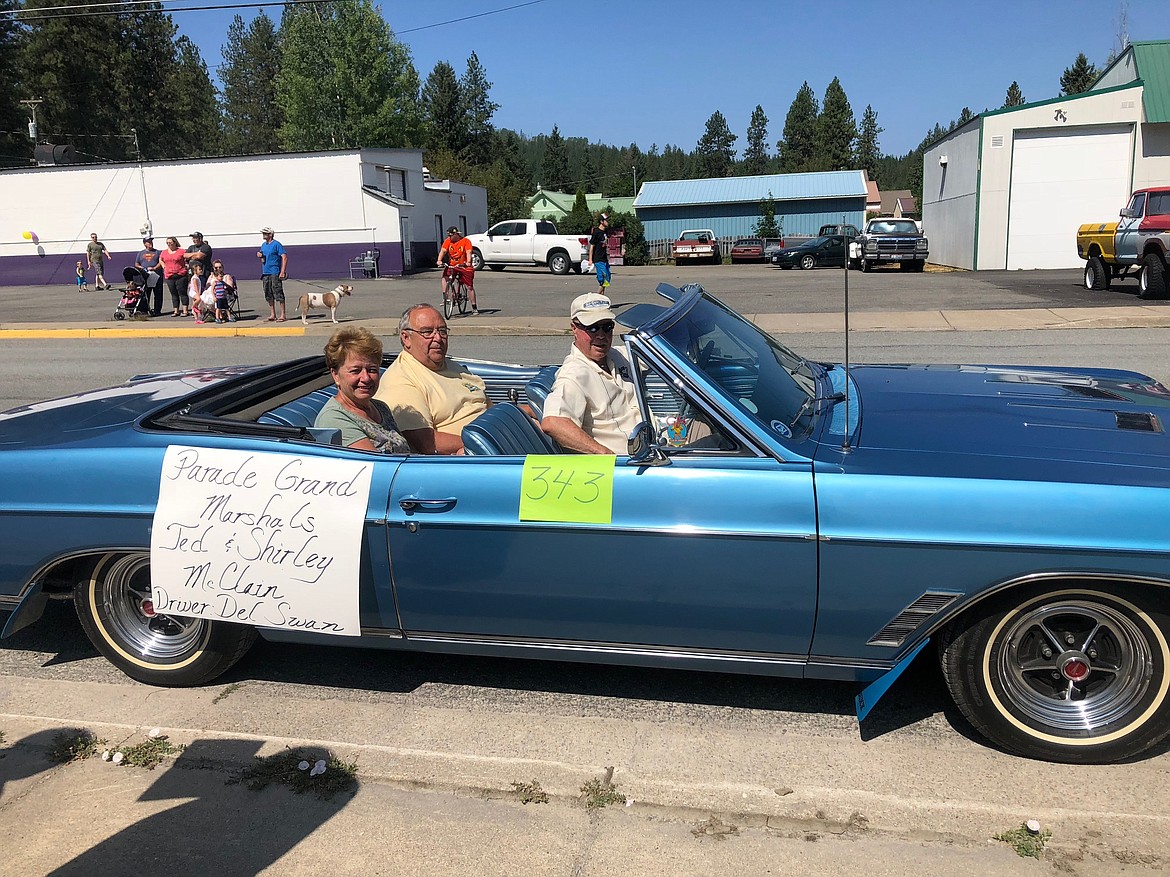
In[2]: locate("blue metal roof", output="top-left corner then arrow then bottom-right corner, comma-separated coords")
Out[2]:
634,170 -> 867,208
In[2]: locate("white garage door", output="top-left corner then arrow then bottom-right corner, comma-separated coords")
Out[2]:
1006,125 -> 1133,270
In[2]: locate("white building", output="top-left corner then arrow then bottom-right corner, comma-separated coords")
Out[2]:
0,148 -> 487,286
923,40 -> 1170,271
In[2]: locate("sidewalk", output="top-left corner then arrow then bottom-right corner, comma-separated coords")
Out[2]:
3,676 -> 1166,876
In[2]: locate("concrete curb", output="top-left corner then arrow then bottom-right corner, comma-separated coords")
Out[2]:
4,307 -> 1170,339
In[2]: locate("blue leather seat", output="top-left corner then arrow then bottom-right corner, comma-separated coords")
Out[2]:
524,366 -> 560,419
462,403 -> 560,456
258,386 -> 339,428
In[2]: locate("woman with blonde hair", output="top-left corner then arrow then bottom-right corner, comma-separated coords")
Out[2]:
313,327 -> 410,453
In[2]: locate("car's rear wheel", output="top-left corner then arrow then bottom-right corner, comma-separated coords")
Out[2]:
1139,252 -> 1166,299
940,585 -> 1170,763
1084,255 -> 1109,290
487,264 -> 505,272
75,552 -> 257,686
470,249 -> 485,271
548,251 -> 570,275
799,254 -> 816,270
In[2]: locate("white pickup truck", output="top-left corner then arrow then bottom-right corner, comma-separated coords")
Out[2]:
466,219 -> 589,275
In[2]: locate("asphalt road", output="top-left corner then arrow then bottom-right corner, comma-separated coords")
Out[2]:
2,262 -> 1167,326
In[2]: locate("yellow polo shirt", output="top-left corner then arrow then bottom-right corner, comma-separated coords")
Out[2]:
376,352 -> 488,435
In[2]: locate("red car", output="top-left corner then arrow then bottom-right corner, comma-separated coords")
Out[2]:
730,238 -> 764,263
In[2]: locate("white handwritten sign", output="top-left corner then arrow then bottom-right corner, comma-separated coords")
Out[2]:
150,446 -> 373,637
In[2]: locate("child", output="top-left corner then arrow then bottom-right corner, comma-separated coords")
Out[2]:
189,261 -> 206,324
75,261 -> 89,293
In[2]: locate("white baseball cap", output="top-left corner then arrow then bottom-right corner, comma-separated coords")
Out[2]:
570,293 -> 616,326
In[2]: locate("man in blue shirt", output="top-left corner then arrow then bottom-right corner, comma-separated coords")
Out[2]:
257,226 -> 288,321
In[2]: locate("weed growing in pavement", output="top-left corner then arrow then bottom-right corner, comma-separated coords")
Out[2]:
0,730 -> 6,747
228,747 -> 358,800
995,823 -> 1052,859
511,779 -> 549,805
691,816 -> 739,840
118,735 -> 185,770
580,767 -> 625,810
48,729 -> 106,763
212,682 -> 245,705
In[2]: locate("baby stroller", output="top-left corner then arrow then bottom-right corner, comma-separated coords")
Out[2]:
112,266 -> 153,320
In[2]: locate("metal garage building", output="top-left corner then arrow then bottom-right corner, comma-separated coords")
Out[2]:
923,40 -> 1170,271
0,148 -> 487,286
633,171 -> 867,242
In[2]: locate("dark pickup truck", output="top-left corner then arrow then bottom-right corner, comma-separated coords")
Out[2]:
856,218 -> 928,272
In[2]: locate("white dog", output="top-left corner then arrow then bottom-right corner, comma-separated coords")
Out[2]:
297,284 -> 353,324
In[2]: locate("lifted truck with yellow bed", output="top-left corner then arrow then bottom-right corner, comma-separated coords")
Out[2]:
1077,187 -> 1170,298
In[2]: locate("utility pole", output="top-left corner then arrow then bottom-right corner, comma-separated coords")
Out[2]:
131,127 -> 152,232
19,99 -> 43,141
632,165 -> 637,197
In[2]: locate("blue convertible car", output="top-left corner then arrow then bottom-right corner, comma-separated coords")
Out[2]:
3,283 -> 1170,765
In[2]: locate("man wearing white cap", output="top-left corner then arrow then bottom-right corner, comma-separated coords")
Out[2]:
257,226 -> 288,321
540,293 -> 640,454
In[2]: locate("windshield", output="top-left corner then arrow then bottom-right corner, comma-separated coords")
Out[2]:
867,220 -> 919,234
798,237 -> 831,248
657,296 -> 817,437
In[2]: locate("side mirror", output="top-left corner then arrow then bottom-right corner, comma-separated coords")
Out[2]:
627,422 -> 670,467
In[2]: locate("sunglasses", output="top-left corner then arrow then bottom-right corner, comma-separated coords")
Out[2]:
574,320 -> 615,335
404,326 -> 449,338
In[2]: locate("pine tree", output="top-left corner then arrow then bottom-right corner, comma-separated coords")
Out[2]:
742,105 -> 769,175
541,125 -> 570,191
221,13 -> 283,154
777,82 -> 818,173
19,0 -> 144,160
560,188 -> 594,235
754,192 -> 781,238
1003,81 -> 1026,108
276,0 -> 421,150
695,110 -> 736,178
422,61 -> 464,153
0,0 -> 21,152
581,147 -> 599,191
1060,53 -> 1099,96
814,77 -> 856,172
458,52 -> 498,165
853,105 -> 882,182
162,36 -> 221,157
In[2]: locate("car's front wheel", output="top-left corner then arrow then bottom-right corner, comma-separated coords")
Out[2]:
75,552 -> 257,686
941,586 -> 1170,763
1139,252 -> 1166,299
799,254 -> 816,270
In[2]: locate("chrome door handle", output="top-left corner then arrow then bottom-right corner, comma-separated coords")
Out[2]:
399,496 -> 458,511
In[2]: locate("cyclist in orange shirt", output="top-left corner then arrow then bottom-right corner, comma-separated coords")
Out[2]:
437,226 -> 478,315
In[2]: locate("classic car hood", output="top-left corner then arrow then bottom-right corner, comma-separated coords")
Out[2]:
843,363 -> 1170,473
0,365 -> 259,447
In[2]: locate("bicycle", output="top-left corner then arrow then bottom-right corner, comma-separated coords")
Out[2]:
442,265 -> 470,319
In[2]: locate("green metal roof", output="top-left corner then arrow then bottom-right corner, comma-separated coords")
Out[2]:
1131,41 -> 1170,123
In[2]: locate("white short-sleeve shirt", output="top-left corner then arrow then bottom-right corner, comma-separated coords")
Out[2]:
542,345 -> 640,454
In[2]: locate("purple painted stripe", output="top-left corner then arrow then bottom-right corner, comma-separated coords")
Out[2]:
0,241 -> 404,286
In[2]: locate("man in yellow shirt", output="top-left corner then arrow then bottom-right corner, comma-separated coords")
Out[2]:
375,304 -> 490,454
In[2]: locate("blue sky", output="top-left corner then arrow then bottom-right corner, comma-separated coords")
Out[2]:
175,0 -> 1165,158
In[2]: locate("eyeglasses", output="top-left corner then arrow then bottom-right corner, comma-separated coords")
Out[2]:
404,326 -> 449,338
573,320 -> 615,335
212,265 -> 224,271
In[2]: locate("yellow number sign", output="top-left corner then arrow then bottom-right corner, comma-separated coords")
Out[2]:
519,455 -> 616,524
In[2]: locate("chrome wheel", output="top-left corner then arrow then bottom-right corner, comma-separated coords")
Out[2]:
75,552 -> 256,686
97,554 -> 208,661
994,599 -> 1152,733
941,586 -> 1170,762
